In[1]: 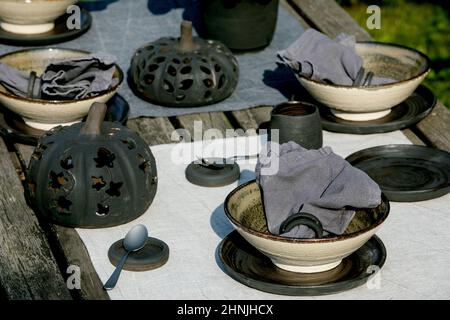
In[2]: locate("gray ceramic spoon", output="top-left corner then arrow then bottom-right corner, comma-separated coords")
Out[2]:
103,224 -> 148,290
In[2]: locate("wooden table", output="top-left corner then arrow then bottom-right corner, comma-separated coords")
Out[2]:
0,0 -> 448,300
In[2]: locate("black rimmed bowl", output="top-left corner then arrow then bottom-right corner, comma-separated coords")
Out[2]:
224,180 -> 390,273
297,42 -> 430,121
0,48 -> 124,130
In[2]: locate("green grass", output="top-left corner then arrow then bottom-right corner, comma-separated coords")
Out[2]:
339,1 -> 450,108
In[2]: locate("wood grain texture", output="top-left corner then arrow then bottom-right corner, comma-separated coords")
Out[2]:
288,0 -> 371,41
176,112 -> 233,139
231,107 -> 272,131
287,0 -> 449,149
14,143 -> 109,300
415,102 -> 450,152
127,117 -> 175,146
0,139 -> 72,300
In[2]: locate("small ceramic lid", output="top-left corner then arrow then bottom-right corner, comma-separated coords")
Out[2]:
185,160 -> 240,187
108,237 -> 169,272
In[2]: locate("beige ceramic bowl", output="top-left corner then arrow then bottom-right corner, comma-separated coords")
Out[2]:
298,42 -> 430,121
0,48 -> 123,130
224,180 -> 390,273
0,0 -> 78,34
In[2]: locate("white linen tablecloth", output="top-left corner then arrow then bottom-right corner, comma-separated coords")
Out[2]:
77,131 -> 450,300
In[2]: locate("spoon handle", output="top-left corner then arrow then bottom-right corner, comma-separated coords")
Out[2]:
103,251 -> 130,290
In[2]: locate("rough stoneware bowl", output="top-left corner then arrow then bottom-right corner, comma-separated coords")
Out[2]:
0,48 -> 123,130
0,0 -> 78,35
298,42 -> 430,121
224,180 -> 390,273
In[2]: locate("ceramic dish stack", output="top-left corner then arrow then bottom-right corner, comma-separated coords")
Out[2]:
0,0 -> 92,45
0,48 -> 124,133
220,180 -> 390,295
297,42 -> 434,134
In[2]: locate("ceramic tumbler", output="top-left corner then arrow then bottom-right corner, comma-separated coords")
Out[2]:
270,101 -> 323,149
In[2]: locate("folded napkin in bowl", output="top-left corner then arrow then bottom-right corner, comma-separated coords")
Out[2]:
0,53 -> 118,100
277,28 -> 394,86
255,142 -> 382,239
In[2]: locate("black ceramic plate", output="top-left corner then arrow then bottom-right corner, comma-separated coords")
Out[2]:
108,237 -> 169,272
0,94 -> 129,146
320,85 -> 436,134
0,9 -> 92,46
346,145 -> 450,202
219,231 -> 386,296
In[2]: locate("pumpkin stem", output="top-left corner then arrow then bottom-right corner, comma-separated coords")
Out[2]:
80,102 -> 107,136
179,20 -> 199,52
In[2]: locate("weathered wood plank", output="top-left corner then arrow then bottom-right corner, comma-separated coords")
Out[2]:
127,117 -> 175,146
287,0 -> 449,149
0,138 -> 72,300
14,143 -> 109,300
231,107 -> 272,131
176,112 -> 233,139
288,0 -> 371,41
415,102 -> 450,152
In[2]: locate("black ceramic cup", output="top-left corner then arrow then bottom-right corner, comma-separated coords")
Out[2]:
270,101 -> 323,149
200,0 -> 279,51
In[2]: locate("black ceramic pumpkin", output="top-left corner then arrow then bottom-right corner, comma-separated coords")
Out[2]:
130,21 -> 239,107
26,103 -> 158,228
200,0 -> 279,51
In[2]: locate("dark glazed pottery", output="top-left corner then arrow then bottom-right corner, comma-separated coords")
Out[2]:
26,103 -> 158,228
201,0 -> 279,51
130,21 -> 239,108
346,144 -> 450,202
108,237 -> 169,272
270,101 -> 323,149
219,231 -> 386,296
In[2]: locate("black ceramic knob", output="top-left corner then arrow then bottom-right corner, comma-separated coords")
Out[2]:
130,21 -> 239,108
26,103 -> 158,228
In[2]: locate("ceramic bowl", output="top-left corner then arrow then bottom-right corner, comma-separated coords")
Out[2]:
0,48 -> 123,130
224,180 -> 390,273
0,0 -> 78,35
297,42 -> 430,121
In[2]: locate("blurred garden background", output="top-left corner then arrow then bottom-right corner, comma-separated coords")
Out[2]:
336,0 -> 449,107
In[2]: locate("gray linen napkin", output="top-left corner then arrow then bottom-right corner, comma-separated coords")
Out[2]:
255,142 -> 382,239
0,53 -> 117,100
277,28 -> 394,86
41,53 -> 118,100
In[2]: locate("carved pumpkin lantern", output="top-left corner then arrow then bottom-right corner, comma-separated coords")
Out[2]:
26,103 -> 158,228
130,20 -> 239,107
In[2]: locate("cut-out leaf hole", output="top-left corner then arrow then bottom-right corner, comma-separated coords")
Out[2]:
60,156 -> 74,170
183,57 -> 191,64
154,56 -> 166,63
96,203 -> 109,216
49,171 -> 67,191
167,65 -> 177,76
203,78 -> 213,88
179,79 -> 193,90
94,148 -> 115,168
200,66 -> 211,75
172,58 -> 181,64
180,66 -> 192,74
138,154 -> 150,173
214,64 -> 221,73
163,80 -> 175,93
106,181 -> 123,197
92,176 -> 106,191
144,74 -> 155,85
148,64 -> 159,72
57,196 -> 72,213
121,138 -> 136,150
204,91 -> 212,99
218,74 -> 226,89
